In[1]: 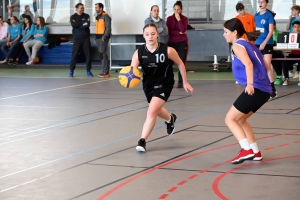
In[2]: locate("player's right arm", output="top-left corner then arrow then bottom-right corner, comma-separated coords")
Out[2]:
130,50 -> 140,68
286,15 -> 292,31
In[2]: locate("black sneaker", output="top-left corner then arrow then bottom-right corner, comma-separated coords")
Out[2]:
136,138 -> 146,152
270,88 -> 277,99
7,60 -> 14,65
13,61 -> 18,65
177,82 -> 183,88
165,113 -> 177,136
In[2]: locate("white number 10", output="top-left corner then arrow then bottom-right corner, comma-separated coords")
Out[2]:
155,54 -> 165,63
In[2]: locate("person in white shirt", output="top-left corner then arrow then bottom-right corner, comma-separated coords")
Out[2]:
0,16 -> 9,55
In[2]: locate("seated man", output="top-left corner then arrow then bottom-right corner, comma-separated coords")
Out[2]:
281,21 -> 300,85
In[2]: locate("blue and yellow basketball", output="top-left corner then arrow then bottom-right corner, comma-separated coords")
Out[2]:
118,66 -> 141,88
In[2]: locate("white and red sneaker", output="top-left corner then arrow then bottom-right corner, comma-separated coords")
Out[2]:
252,151 -> 263,161
231,149 -> 255,164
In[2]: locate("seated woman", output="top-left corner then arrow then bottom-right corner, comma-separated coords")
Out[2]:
0,16 -> 21,64
24,16 -> 48,65
8,15 -> 35,65
0,16 -> 9,53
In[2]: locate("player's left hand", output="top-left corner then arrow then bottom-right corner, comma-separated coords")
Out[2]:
183,82 -> 194,93
245,84 -> 254,95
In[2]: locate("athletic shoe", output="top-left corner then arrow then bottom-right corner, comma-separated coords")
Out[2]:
298,82 -> 300,86
165,113 -> 177,136
87,71 -> 93,77
26,61 -> 35,65
0,60 -> 7,64
270,88 -> 277,99
7,60 -> 14,65
69,72 -> 74,77
235,81 -> 239,84
136,138 -> 146,152
252,151 -> 263,161
282,79 -> 290,86
98,73 -> 110,78
289,71 -> 294,78
13,61 -> 18,65
231,149 -> 255,164
293,73 -> 299,79
274,76 -> 282,85
177,82 -> 183,88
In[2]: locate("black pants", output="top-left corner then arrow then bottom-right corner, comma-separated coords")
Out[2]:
282,54 -> 300,79
12,42 -> 26,61
168,41 -> 188,84
70,37 -> 91,72
271,51 -> 284,76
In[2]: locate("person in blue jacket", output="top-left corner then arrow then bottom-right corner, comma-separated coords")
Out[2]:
24,16 -> 48,65
223,18 -> 271,164
0,16 -> 21,64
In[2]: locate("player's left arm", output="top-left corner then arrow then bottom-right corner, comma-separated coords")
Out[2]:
130,50 -> 140,68
168,47 -> 194,93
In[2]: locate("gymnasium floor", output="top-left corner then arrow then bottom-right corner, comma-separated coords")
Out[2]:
0,68 -> 299,200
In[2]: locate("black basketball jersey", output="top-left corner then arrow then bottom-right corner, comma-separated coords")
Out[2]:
137,43 -> 174,89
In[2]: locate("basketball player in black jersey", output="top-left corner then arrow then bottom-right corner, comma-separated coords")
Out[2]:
131,24 -> 194,152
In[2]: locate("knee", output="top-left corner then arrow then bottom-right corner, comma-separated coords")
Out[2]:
147,108 -> 158,119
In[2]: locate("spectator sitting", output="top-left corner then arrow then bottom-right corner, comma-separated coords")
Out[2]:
0,16 -> 21,64
24,16 -> 48,65
0,16 -> 9,54
19,5 -> 34,24
8,15 -> 35,65
281,21 -> 300,86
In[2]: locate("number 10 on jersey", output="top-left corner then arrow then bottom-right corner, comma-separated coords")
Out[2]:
155,54 -> 165,63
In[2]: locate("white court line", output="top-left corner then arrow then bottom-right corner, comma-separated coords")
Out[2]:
0,78 -> 117,101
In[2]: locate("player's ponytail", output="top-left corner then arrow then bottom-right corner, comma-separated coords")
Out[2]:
224,18 -> 260,41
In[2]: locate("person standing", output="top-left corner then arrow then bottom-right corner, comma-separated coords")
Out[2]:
95,3 -> 111,78
254,0 -> 277,98
223,18 -> 271,164
144,5 -> 168,44
235,2 -> 255,43
133,24 -> 194,152
19,5 -> 34,24
69,3 -> 92,77
166,1 -> 188,88
0,16 -> 9,54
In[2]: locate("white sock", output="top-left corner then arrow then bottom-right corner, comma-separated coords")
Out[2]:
166,114 -> 171,123
239,138 -> 250,150
250,142 -> 259,153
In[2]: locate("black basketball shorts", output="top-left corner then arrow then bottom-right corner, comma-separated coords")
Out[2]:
233,88 -> 270,114
255,44 -> 273,55
144,86 -> 173,103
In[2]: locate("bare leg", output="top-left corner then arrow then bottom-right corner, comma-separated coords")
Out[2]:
264,54 -> 275,83
141,97 -> 168,140
238,112 -> 255,143
225,106 -> 248,141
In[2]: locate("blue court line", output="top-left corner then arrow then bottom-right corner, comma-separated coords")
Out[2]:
0,105 -> 230,180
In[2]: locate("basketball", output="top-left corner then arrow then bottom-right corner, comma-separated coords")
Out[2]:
118,66 -> 141,88
34,56 -> 40,63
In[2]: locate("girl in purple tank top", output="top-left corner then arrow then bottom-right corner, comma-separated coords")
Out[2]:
223,18 -> 271,164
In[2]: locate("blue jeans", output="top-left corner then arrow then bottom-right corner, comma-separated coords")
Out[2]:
1,41 -> 20,60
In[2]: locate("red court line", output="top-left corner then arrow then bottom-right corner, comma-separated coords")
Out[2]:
279,143 -> 289,147
212,154 -> 300,200
295,140 -> 300,143
264,147 -> 275,150
188,174 -> 198,179
178,180 -> 187,186
159,194 -> 169,199
168,187 -> 177,192
97,130 -> 300,200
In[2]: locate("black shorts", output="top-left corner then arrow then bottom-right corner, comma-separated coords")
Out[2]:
233,88 -> 270,114
144,86 -> 173,103
255,44 -> 273,55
